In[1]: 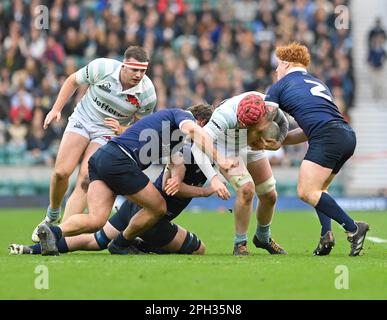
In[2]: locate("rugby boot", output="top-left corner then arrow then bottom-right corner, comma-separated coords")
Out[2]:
253,235 -> 287,254
313,231 -> 335,256
8,244 -> 33,255
347,221 -> 370,256
37,223 -> 59,256
107,239 -> 145,255
233,241 -> 250,256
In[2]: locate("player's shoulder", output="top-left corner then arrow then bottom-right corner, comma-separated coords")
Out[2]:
141,74 -> 155,88
88,58 -> 121,75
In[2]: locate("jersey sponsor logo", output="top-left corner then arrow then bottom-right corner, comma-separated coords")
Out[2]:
92,96 -> 126,118
97,82 -> 112,93
126,94 -> 140,108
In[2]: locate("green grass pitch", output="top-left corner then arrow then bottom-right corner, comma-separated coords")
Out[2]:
0,209 -> 386,300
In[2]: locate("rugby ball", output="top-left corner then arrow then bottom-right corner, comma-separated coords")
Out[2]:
262,122 -> 280,141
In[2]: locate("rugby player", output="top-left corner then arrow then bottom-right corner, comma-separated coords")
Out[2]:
264,42 -> 369,256
36,105 -> 235,255
191,92 -> 289,255
10,144 -> 212,255
32,46 -> 157,243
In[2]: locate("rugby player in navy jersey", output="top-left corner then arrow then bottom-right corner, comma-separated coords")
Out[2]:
9,144 -> 212,255
263,43 -> 369,256
36,105 -> 236,256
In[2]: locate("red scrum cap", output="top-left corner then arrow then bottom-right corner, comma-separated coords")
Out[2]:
236,94 -> 266,127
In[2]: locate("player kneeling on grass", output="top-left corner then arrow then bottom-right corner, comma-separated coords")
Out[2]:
23,105 -> 234,256
9,146 -> 214,255
192,92 -> 289,256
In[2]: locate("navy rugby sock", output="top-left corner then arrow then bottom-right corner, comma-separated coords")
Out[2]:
315,192 -> 357,233
316,209 -> 332,236
30,244 -> 41,254
57,237 -> 69,253
49,225 -> 63,241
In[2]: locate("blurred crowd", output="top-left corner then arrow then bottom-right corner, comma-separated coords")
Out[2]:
0,0 -> 354,167
367,17 -> 386,101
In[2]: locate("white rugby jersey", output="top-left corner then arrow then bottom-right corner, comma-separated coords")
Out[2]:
204,91 -> 265,140
74,58 -> 156,127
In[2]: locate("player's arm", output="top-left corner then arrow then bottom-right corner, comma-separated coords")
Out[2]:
191,143 -> 230,200
44,58 -> 106,129
43,73 -> 80,129
283,127 -> 308,145
163,153 -> 186,196
175,183 -> 215,198
180,121 -> 236,172
258,108 -> 289,151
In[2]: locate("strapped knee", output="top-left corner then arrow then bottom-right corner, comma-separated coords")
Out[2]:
229,173 -> 254,192
94,229 -> 110,250
255,176 -> 276,196
178,232 -> 201,254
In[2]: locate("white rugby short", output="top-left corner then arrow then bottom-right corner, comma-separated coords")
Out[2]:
64,112 -> 114,146
216,142 -> 266,164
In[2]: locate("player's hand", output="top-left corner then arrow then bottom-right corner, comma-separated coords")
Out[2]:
210,175 -> 230,200
261,137 -> 281,150
43,110 -> 61,129
251,137 -> 281,151
104,118 -> 123,135
164,177 -> 181,196
218,157 -> 239,173
202,186 -> 216,197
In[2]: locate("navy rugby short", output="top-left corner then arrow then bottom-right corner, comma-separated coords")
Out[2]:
305,120 -> 356,174
88,141 -> 149,195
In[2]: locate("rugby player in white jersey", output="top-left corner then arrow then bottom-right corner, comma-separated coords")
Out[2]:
31,46 -> 157,242
192,92 -> 289,255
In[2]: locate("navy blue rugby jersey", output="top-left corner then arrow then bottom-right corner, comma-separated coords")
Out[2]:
265,69 -> 345,138
112,109 -> 195,170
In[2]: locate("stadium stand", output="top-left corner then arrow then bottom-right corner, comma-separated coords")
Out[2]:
0,0 -> 361,199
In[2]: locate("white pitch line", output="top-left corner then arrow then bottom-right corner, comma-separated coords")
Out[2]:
367,236 -> 387,244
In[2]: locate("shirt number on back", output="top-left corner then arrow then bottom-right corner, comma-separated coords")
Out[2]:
304,80 -> 332,102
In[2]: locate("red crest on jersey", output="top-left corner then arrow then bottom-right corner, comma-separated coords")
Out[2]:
126,95 -> 140,108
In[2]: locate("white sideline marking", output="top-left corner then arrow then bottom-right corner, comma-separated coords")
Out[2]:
366,236 -> 387,244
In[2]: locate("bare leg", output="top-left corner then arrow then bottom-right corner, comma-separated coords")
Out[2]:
59,180 -> 115,236
247,157 -> 277,226
49,133 -> 89,212
65,222 -> 119,251
220,158 -> 255,237
62,141 -> 102,221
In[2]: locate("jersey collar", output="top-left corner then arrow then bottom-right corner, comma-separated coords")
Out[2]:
120,80 -> 144,95
286,67 -> 307,74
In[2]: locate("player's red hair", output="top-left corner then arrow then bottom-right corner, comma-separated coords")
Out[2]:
275,42 -> 311,67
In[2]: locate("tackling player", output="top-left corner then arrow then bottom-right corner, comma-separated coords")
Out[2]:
192,92 -> 289,256
264,42 -> 369,256
10,144 -> 213,255
32,46 -> 157,243
37,105 -> 235,255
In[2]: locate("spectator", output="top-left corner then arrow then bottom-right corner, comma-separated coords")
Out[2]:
368,34 -> 386,101
0,0 -> 355,167
368,17 -> 386,47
